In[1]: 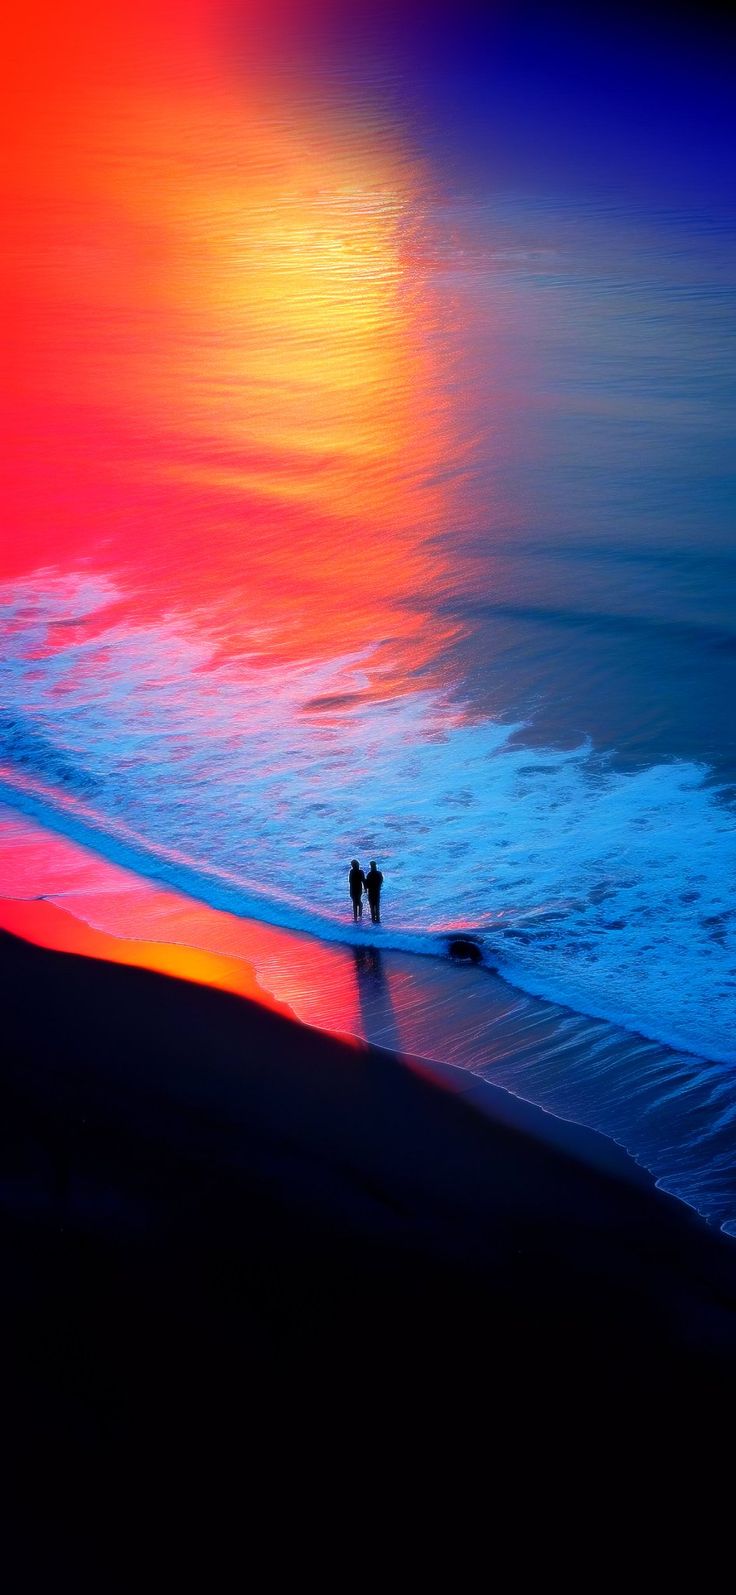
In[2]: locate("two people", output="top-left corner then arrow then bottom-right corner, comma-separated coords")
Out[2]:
348,859 -> 384,924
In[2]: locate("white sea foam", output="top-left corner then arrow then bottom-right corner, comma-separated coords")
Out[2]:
0,565 -> 734,1065
5,799 -> 736,1238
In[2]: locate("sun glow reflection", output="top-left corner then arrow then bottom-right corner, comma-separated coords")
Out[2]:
4,0 -> 473,696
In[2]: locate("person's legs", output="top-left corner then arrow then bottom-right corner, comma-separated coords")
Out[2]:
352,899 -> 359,921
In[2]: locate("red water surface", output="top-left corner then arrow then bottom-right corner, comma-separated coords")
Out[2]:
0,896 -> 295,1016
0,811 -> 480,1069
0,810 -> 370,1038
3,0 -> 484,699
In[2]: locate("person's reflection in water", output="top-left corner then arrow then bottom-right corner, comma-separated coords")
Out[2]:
353,945 -> 381,978
364,861 -> 384,924
348,859 -> 366,922
352,944 -> 402,1056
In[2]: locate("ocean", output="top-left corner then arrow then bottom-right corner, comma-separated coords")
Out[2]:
3,5 -> 735,1226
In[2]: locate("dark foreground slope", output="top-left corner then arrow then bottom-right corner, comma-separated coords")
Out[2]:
2,928 -> 735,1547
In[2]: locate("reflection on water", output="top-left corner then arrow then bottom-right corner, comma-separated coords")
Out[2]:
3,807 -> 736,1235
352,945 -> 403,1059
2,15 -> 735,1089
0,895 -> 291,1015
4,0 -> 478,697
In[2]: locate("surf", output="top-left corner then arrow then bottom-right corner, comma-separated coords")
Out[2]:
1,761 -> 734,1070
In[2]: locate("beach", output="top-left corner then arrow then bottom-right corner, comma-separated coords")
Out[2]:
4,1 -> 735,1561
4,916 -> 736,1510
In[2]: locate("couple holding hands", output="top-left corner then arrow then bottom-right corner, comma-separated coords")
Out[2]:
348,859 -> 384,924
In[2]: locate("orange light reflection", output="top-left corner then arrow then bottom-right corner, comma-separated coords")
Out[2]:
0,897 -> 296,1016
3,0 -> 473,699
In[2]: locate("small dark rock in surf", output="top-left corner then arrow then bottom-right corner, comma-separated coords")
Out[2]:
447,938 -> 483,964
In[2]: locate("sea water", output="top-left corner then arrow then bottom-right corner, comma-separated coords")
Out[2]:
3,6 -> 735,1222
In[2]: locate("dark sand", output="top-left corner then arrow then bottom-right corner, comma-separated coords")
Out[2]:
2,926 -> 735,1554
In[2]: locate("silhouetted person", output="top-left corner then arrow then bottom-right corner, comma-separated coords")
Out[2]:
364,861 -> 384,924
348,859 -> 366,921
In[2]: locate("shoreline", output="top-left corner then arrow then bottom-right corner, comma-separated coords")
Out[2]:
3,803 -> 736,1236
2,771 -> 733,1069
3,928 -> 736,1376
2,890 -> 662,1198
3,917 -> 736,1546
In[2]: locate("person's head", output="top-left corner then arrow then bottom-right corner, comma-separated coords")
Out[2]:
351,859 -> 359,869
369,860 -> 377,870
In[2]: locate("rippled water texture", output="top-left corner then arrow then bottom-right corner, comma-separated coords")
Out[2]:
3,13 -> 735,1099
